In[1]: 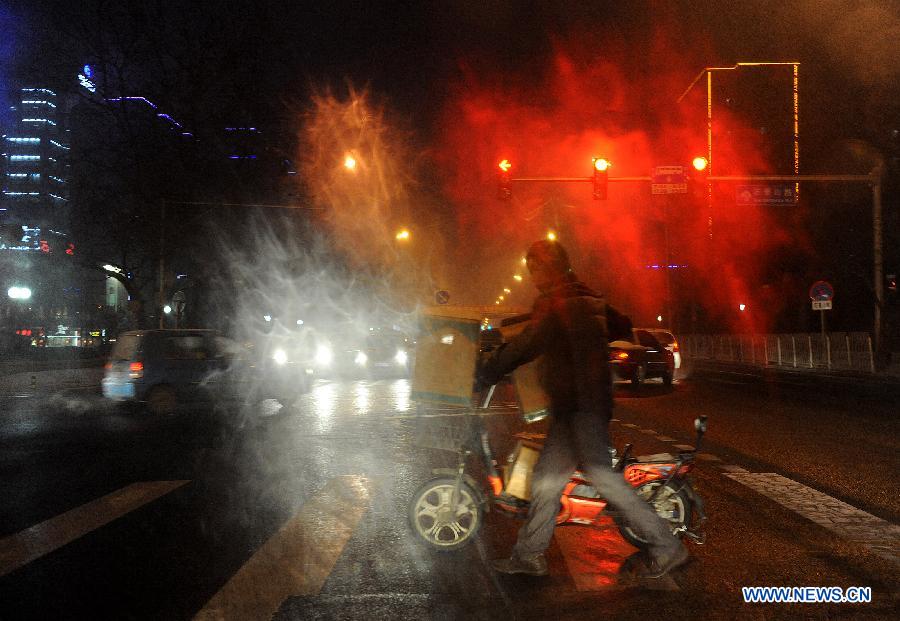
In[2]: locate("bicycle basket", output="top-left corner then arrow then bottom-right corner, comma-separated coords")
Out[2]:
413,416 -> 474,452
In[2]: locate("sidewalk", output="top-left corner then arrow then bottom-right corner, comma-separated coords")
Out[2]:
685,358 -> 900,396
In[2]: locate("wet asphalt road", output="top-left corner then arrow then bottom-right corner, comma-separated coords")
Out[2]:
0,372 -> 897,620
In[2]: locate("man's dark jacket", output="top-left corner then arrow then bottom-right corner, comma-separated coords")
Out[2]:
479,277 -> 632,419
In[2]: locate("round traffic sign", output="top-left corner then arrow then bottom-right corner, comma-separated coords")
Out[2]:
809,280 -> 834,301
435,290 -> 450,305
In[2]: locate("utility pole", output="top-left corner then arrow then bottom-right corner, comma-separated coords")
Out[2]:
158,200 -> 166,329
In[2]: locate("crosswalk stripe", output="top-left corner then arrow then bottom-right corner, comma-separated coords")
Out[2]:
193,475 -> 370,621
0,480 -> 189,578
726,473 -> 900,565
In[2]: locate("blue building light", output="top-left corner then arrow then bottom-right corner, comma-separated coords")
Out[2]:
49,140 -> 70,150
10,155 -> 40,161
5,137 -> 40,144
48,194 -> 68,201
3,191 -> 40,196
49,176 -> 65,183
157,113 -> 182,128
22,118 -> 57,125
83,64 -> 94,78
22,88 -> 56,96
22,100 -> 57,108
107,96 -> 158,109
78,73 -> 96,93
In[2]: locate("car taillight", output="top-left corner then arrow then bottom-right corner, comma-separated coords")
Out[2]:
614,351 -> 629,360
677,463 -> 694,476
129,362 -> 144,378
672,340 -> 679,352
104,362 -> 112,370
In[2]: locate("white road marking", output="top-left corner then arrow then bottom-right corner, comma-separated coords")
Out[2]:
656,435 -> 676,442
193,475 -> 370,620
639,429 -> 658,435
726,473 -> 900,565
620,423 -> 639,429
672,444 -> 695,451
0,480 -> 189,578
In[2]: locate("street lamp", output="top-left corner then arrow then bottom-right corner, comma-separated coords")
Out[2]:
7,286 -> 32,300
513,274 -> 523,282
395,228 -> 410,241
344,153 -> 358,171
547,231 -> 557,241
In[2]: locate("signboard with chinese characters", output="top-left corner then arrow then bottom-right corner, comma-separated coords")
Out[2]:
651,166 -> 687,194
736,183 -> 797,206
812,300 -> 832,311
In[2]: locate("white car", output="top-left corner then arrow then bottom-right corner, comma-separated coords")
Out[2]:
645,329 -> 681,369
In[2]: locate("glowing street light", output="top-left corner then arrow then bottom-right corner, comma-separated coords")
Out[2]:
7,286 -> 32,300
395,228 -> 411,241
692,156 -> 709,172
343,153 -> 358,171
547,231 -> 557,241
739,303 -> 747,312
657,315 -> 663,323
503,288 -> 511,294
164,305 -> 172,314
513,274 -> 523,282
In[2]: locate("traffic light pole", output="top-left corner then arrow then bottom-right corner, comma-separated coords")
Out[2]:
508,170 -> 884,363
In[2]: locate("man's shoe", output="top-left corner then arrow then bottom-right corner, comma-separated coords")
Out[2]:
642,545 -> 689,579
490,554 -> 549,576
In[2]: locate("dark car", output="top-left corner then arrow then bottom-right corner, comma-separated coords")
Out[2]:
102,329 -> 312,414
609,328 -> 675,386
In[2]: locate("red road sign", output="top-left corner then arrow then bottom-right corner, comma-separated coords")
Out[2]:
809,281 -> 834,301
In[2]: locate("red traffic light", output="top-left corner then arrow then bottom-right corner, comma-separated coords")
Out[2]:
591,157 -> 608,200
498,159 -> 512,200
593,157 -> 610,172
692,156 -> 709,172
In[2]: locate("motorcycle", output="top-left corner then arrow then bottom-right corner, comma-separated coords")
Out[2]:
408,384 -> 707,551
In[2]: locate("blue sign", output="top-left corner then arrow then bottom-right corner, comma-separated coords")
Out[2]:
736,184 -> 796,206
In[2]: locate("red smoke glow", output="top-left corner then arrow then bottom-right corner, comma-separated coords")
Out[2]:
435,30 -> 811,334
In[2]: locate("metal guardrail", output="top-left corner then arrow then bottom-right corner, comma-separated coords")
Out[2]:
682,332 -> 875,374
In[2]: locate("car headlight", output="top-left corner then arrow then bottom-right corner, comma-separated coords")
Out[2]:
273,348 -> 288,366
355,351 -> 368,366
315,344 -> 333,366
394,349 -> 408,365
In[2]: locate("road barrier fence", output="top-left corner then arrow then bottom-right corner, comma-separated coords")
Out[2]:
681,332 -> 875,374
